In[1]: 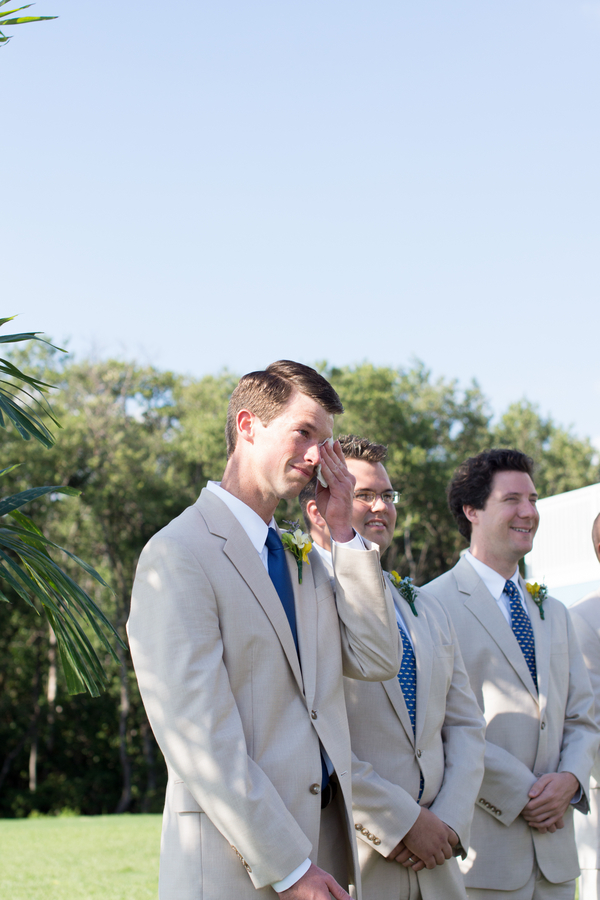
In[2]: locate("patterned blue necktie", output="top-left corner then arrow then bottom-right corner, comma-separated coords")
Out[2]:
505,579 -> 538,692
265,528 -> 299,651
397,624 -> 424,799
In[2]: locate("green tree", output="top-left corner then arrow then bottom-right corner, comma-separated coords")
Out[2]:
0,320 -> 120,697
492,400 -> 600,498
325,362 -> 491,582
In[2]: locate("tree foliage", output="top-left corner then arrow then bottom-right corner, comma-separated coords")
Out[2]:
0,321 -> 121,697
2,350 -> 598,817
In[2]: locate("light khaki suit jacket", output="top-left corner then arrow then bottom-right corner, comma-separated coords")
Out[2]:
425,557 -> 599,891
127,489 -> 399,900
344,576 -> 486,900
570,588 -> 600,870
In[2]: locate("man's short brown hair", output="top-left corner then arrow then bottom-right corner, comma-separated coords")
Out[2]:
226,360 -> 344,457
448,448 -> 535,541
337,434 -> 388,463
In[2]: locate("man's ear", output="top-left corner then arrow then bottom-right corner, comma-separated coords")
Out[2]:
305,499 -> 327,530
463,504 -> 479,526
237,409 -> 255,443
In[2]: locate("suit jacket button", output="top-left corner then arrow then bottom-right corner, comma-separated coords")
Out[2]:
311,710 -> 318,719
416,749 -> 422,758
355,823 -> 363,830
310,783 -> 321,795
361,827 -> 369,834
373,838 -> 381,845
541,721 -> 546,730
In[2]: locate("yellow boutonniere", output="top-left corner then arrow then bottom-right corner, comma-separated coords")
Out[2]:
281,522 -> 312,584
526,581 -> 548,620
389,571 -> 418,617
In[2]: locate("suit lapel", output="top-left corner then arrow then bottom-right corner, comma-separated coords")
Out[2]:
456,558 -> 538,702
198,491 -> 304,692
520,574 -> 549,707
288,545 -> 316,705
405,595 -> 433,744
382,578 -> 416,744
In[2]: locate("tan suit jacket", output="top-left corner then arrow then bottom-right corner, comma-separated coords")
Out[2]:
425,557 -> 599,891
127,489 -> 399,900
570,588 -> 600,869
344,576 -> 486,900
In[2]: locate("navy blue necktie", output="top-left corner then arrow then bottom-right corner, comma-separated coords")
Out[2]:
397,624 -> 423,799
505,579 -> 538,692
265,528 -> 299,651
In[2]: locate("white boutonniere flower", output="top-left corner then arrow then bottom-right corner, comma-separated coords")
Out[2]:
281,522 -> 312,584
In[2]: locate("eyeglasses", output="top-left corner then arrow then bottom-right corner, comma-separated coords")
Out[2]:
353,490 -> 400,506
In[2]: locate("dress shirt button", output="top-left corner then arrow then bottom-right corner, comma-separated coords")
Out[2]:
311,710 -> 318,720
416,749 -> 422,758
310,783 -> 321,795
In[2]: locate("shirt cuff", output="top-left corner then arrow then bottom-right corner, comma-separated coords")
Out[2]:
570,785 -> 583,805
331,531 -> 366,550
272,858 -> 312,892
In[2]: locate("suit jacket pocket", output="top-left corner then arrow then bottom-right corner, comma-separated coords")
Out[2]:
173,780 -> 203,812
434,642 -> 454,658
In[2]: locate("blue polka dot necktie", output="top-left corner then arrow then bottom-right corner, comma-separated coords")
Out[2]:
397,624 -> 424,799
505,579 -> 538,692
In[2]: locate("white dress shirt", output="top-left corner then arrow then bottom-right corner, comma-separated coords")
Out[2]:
464,551 -> 529,625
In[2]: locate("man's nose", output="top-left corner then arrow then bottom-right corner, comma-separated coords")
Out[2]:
305,441 -> 321,466
371,494 -> 387,511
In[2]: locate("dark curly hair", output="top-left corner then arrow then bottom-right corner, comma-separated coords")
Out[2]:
448,449 -> 535,541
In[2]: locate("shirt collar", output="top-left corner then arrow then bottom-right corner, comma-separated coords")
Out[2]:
311,541 -> 333,568
206,481 -> 275,554
464,550 -> 520,602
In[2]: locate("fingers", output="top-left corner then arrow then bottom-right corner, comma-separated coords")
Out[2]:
317,440 -> 353,489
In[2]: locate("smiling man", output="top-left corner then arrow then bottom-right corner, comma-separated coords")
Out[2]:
301,435 -> 486,900
425,449 -> 599,900
127,362 -> 399,900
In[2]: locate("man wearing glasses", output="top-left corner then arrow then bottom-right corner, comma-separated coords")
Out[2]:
300,435 -> 485,900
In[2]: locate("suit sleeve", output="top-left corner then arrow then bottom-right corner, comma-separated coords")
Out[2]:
556,609 -> 599,812
571,606 -> 600,782
127,536 -> 312,890
427,620 -> 486,856
332,541 -> 400,681
350,753 -> 421,857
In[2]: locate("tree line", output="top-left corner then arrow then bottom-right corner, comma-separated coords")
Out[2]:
1,345 -> 598,817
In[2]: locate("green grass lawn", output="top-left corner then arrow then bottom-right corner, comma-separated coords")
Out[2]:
0,814 -> 161,900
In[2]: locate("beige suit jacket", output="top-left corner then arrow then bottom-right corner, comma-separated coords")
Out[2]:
570,588 -> 600,869
425,557 -> 599,891
344,576 -> 486,900
127,489 -> 399,900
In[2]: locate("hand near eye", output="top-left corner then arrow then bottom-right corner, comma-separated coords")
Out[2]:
315,440 -> 355,543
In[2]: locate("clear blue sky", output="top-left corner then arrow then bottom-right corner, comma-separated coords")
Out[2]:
4,0 -> 600,447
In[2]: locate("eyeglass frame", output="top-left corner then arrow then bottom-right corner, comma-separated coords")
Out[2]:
353,490 -> 400,506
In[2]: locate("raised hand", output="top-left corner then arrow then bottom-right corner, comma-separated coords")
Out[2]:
315,440 -> 356,544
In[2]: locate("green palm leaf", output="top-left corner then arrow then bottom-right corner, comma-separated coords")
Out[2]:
0,316 -> 122,694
